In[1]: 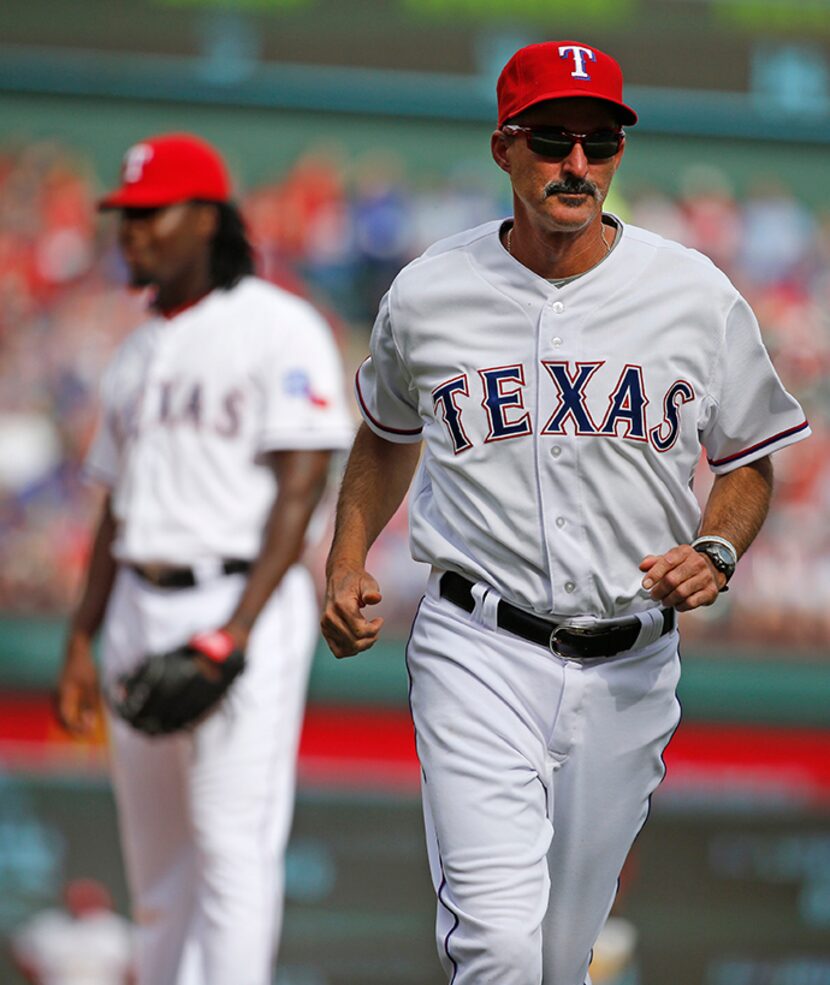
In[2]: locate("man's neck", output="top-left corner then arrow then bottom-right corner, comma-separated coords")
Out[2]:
507,215 -> 611,280
153,268 -> 213,316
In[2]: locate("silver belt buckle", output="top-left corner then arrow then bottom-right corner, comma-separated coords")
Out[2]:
548,621 -> 597,659
548,624 -> 566,656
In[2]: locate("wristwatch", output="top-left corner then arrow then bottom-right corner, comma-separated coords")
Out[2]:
691,536 -> 737,591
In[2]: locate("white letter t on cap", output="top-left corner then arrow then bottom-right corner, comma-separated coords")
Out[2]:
558,45 -> 596,80
123,144 -> 154,184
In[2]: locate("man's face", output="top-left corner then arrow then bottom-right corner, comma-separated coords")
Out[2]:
117,202 -> 215,289
492,98 -> 625,234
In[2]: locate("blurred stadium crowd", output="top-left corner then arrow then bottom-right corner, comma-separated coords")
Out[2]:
0,138 -> 828,647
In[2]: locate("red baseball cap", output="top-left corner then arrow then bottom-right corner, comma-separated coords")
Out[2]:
497,41 -> 638,128
98,133 -> 232,210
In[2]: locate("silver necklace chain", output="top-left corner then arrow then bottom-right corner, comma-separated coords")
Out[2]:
506,224 -> 611,258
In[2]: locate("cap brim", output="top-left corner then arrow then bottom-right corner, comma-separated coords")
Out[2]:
97,187 -> 187,211
501,90 -> 638,128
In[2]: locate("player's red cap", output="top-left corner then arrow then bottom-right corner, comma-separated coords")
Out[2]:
98,133 -> 232,210
497,41 -> 638,128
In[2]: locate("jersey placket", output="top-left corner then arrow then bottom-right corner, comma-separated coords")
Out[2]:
536,290 -> 594,616
123,318 -> 177,557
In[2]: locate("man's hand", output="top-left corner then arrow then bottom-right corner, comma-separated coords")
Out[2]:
639,544 -> 725,611
319,424 -> 421,658
56,633 -> 101,736
219,620 -> 251,652
321,563 -> 384,658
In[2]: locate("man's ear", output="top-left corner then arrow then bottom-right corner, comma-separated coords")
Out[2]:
491,130 -> 512,175
195,203 -> 220,240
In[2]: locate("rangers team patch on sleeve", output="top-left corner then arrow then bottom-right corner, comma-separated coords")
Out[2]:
283,368 -> 329,408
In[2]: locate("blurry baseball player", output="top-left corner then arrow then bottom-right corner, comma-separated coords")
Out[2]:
321,41 -> 810,985
56,133 -> 353,985
10,878 -> 134,985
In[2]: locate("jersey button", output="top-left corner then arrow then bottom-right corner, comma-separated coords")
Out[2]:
550,446 -> 562,458
555,517 -> 566,528
551,337 -> 563,348
564,582 -> 576,593
552,301 -> 565,314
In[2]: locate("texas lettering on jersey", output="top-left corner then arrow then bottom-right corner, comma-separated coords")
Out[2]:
432,360 -> 695,454
157,379 -> 245,438
114,366 -> 330,444
114,379 -> 246,442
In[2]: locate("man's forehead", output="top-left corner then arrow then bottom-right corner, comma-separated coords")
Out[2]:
512,97 -> 619,128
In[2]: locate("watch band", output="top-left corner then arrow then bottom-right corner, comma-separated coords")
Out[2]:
690,535 -> 738,564
690,536 -> 737,592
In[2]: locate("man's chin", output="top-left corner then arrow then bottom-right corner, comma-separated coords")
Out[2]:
546,200 -> 596,225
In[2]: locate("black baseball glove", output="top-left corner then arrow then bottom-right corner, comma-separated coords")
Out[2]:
110,630 -> 246,736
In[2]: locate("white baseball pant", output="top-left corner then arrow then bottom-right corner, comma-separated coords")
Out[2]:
101,564 -> 316,985
407,576 -> 681,985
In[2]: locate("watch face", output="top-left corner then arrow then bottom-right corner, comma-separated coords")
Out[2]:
698,543 -> 735,578
711,544 -> 732,566
693,541 -> 736,579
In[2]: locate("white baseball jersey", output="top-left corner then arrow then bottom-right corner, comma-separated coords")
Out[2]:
356,216 -> 809,618
87,275 -> 352,985
86,276 -> 354,562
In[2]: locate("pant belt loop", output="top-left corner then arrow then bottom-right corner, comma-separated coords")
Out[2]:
469,582 -> 499,631
192,558 -> 224,585
632,607 -> 667,649
427,568 -> 443,602
480,586 -> 501,631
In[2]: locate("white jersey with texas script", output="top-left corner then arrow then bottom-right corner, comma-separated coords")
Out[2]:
86,276 -> 353,564
356,217 -> 809,618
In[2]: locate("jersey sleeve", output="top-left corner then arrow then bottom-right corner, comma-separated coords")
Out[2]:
354,291 -> 423,444
257,302 -> 354,453
83,365 -> 121,488
698,295 -> 810,474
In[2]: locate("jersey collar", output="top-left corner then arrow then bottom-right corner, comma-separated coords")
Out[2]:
156,289 -> 214,321
475,214 -> 631,304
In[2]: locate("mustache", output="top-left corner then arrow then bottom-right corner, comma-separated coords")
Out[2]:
544,178 -> 598,198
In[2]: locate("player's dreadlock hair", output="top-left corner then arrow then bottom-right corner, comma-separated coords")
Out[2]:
197,200 -> 255,290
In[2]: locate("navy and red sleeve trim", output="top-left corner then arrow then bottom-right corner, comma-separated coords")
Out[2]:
708,419 -> 810,467
354,364 -> 423,437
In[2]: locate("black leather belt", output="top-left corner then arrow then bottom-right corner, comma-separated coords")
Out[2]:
439,571 -> 675,660
130,559 -> 252,589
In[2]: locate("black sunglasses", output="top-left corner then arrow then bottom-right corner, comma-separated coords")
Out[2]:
501,125 -> 625,162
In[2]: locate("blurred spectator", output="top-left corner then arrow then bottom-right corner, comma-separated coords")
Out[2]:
677,164 -> 742,272
245,145 -> 349,274
349,151 -> 413,320
628,186 -> 688,245
738,178 -> 816,288
409,164 -> 509,257
8,877 -> 134,985
0,135 -> 827,646
589,917 -> 640,985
